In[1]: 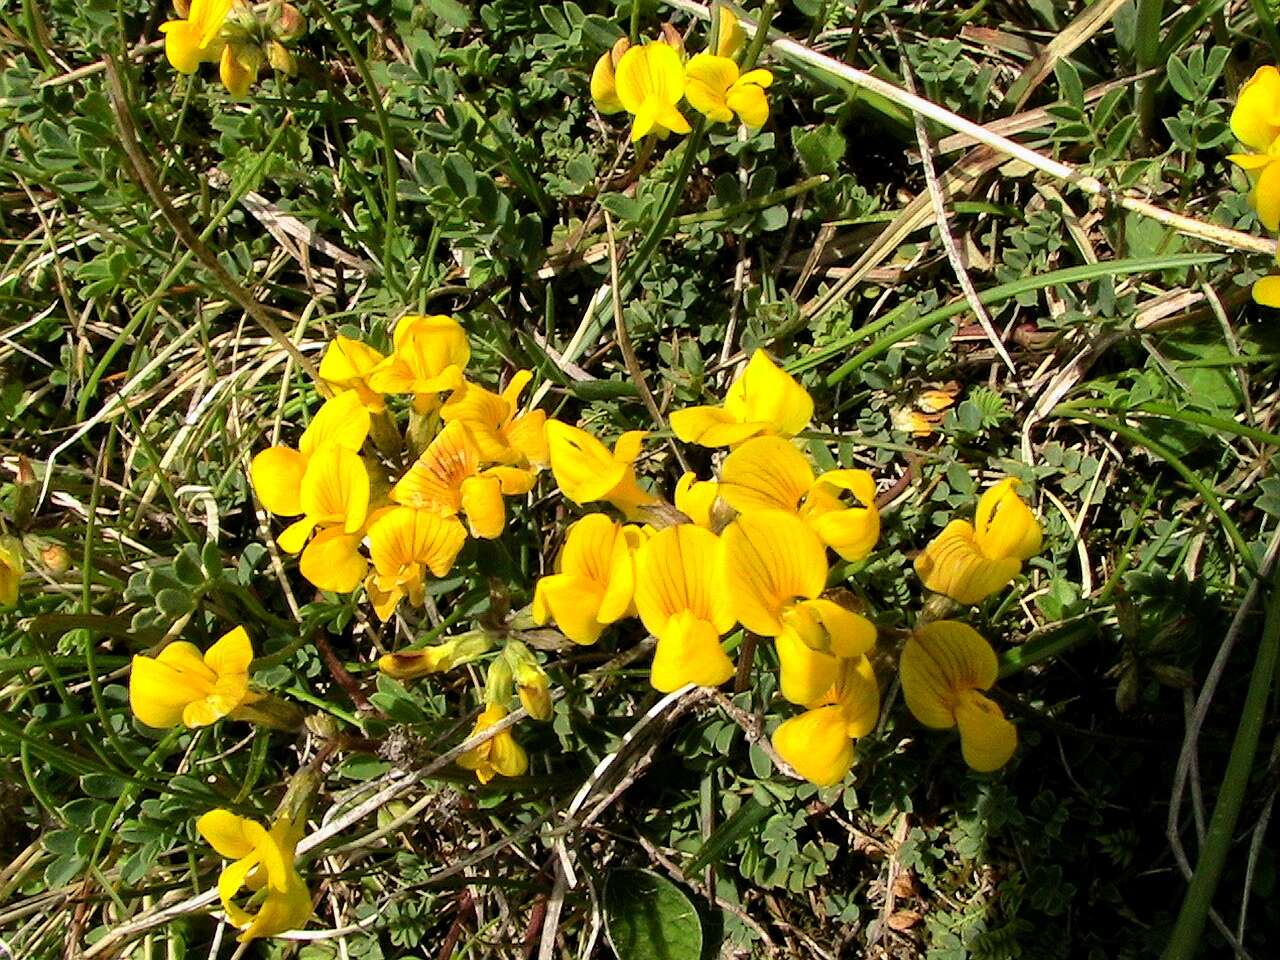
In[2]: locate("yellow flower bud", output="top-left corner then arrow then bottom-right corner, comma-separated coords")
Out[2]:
267,41 -> 296,76
504,641 -> 553,721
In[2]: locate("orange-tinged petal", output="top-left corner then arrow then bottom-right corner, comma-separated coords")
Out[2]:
300,445 -> 370,533
772,705 -> 855,787
914,519 -> 1020,605
251,447 -> 306,517
718,436 -> 813,514
650,610 -> 734,692
899,621 -> 999,730
719,511 -> 827,636
276,516 -> 316,555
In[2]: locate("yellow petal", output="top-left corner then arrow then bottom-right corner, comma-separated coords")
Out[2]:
506,410 -> 549,466
914,519 -> 1021,605
726,81 -> 769,127
772,705 -> 855,787
954,689 -> 1017,772
203,626 -> 253,676
460,474 -> 506,539
217,853 -> 260,930
719,510 -> 828,636
1232,65 -> 1280,152
718,436 -> 813,514
899,621 -> 999,730
775,626 -> 840,706
129,652 -> 201,728
684,53 -> 737,123
219,43 -> 258,99
367,506 -> 467,579
669,406 -> 770,447
533,574 -> 609,645
1253,275 -> 1280,307
723,350 -> 813,437
674,472 -> 719,528
650,610 -> 734,692
299,390 -> 371,458
197,809 -> 257,860
714,5 -> 744,59
836,655 -> 880,739
1253,157 -> 1280,232
546,421 -> 628,505
634,523 -> 735,637
973,477 -> 1042,561
615,42 -> 685,116
250,447 -> 307,517
276,516 -> 316,555
160,21 -> 205,74
591,50 -> 624,113
798,598 -> 876,659
1229,152 -> 1274,171
490,729 -> 529,777
299,446 -> 370,533
300,528 -> 368,593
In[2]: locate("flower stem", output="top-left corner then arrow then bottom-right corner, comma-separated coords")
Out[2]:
742,0 -> 778,70
1161,561 -> 1280,959
1134,0 -> 1164,138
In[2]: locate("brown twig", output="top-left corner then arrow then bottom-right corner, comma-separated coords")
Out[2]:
312,630 -> 381,717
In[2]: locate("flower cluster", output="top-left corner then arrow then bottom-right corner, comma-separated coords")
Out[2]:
591,7 -> 773,141
161,0 -> 304,98
250,314 -> 547,620
530,350 -> 1042,786
1229,66 -> 1280,304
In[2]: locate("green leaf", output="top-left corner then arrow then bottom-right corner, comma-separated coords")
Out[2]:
80,772 -> 127,799
604,868 -> 704,960
155,587 -> 194,618
1165,54 -> 1197,102
173,545 -> 203,588
427,0 -> 471,30
791,124 -> 846,176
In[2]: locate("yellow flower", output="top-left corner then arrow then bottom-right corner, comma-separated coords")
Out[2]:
275,445 -> 370,592
364,506 -> 468,620
196,809 -> 311,942
532,513 -> 641,645
614,42 -> 692,142
159,0 -> 233,74
633,524 -> 737,692
591,37 -> 631,114
713,5 -> 744,59
674,472 -> 720,529
719,511 -> 875,705
440,370 -> 548,468
129,626 -> 258,729
684,54 -> 773,128
670,350 -> 813,448
250,390 -> 371,519
457,703 -> 529,783
378,632 -> 494,679
367,314 -> 470,414
0,535 -> 22,607
772,656 -> 879,787
546,422 -> 659,520
899,621 -> 1017,772
319,335 -> 388,413
914,477 -> 1042,605
391,421 -> 534,539
718,436 -> 880,562
1228,66 -> 1280,230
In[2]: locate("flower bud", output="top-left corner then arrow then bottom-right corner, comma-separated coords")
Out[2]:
40,542 -> 71,574
0,536 -> 22,607
12,455 -> 35,530
273,3 -> 307,42
378,632 -> 495,680
485,656 -> 515,707
659,22 -> 685,59
504,640 -> 552,721
266,41 -> 296,76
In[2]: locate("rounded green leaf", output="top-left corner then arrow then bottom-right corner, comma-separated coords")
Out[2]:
604,867 -> 703,960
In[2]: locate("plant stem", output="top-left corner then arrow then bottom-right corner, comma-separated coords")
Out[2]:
1162,561 -> 1280,959
1135,0 -> 1165,138
629,0 -> 642,43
